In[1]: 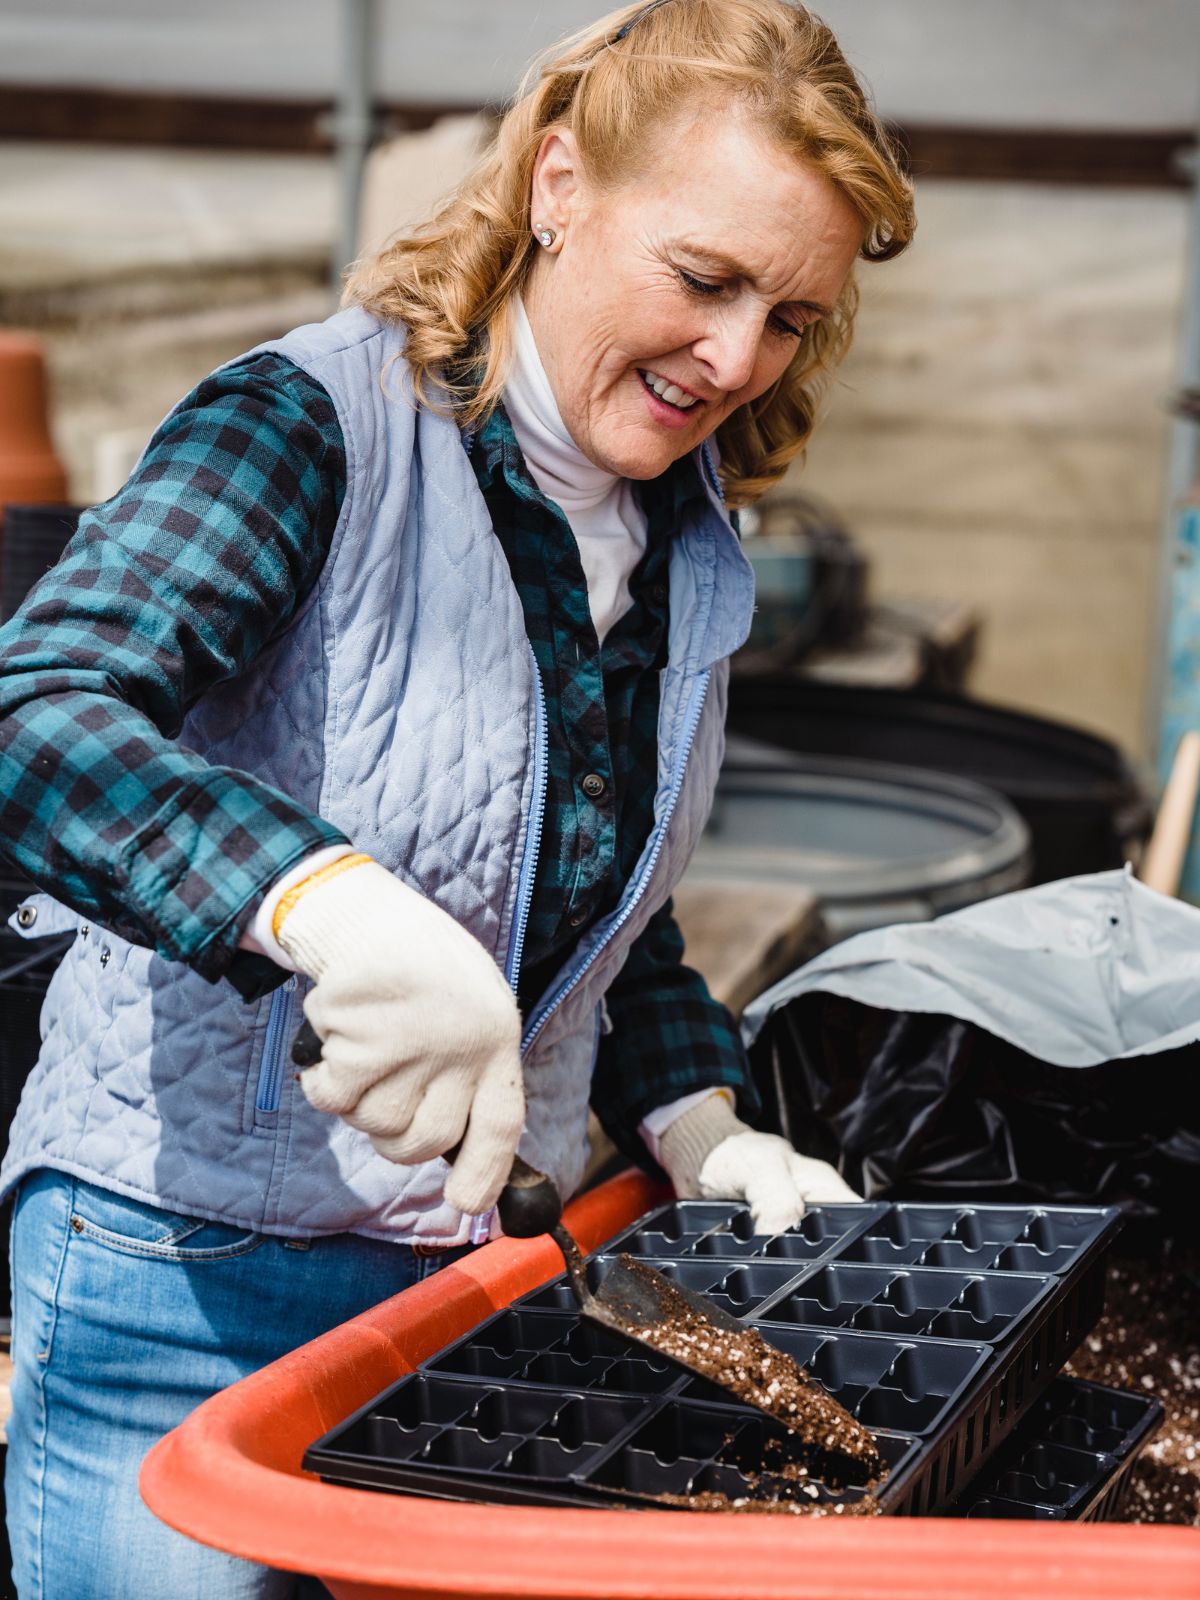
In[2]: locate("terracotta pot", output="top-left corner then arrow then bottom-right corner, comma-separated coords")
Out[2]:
0,331 -> 69,514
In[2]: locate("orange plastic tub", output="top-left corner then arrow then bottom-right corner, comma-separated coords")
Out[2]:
141,1171 -> 1199,1600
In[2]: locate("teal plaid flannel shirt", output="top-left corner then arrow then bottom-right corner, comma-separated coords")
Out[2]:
0,354 -> 756,1162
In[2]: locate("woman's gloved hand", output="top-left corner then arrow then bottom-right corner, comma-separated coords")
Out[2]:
274,855 -> 525,1216
657,1092 -> 860,1235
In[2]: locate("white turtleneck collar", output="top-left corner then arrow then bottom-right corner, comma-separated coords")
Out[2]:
503,297 -> 648,640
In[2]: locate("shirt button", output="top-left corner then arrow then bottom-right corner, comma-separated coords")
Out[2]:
568,906 -> 589,928
580,772 -> 607,801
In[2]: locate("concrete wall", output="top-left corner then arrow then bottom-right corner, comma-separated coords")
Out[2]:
793,179 -> 1188,758
2,1 -> 1198,129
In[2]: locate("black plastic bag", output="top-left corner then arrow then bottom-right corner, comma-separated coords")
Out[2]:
750,993 -> 1200,1225
742,870 -> 1200,1230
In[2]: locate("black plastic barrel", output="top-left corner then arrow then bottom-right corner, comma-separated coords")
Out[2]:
693,754 -> 1031,942
1,502 -> 83,623
725,676 -> 1151,884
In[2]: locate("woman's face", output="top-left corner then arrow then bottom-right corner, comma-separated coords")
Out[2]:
523,105 -> 865,480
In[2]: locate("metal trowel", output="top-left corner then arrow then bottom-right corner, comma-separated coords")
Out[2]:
291,1021 -> 880,1472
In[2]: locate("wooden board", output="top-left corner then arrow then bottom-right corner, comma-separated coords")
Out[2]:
671,878 -> 822,1020
582,877 -> 823,1186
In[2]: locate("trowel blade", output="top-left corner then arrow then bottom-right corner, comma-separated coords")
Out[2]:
583,1252 -> 746,1341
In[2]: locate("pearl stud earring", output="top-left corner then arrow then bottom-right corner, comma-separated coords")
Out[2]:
535,224 -> 557,249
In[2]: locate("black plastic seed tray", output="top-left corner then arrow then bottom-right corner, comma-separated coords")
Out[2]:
306,1199 -> 1122,1516
600,1199 -> 1115,1278
952,1377 -> 1163,1521
602,1200 -> 888,1265
423,1307 -> 681,1395
837,1204 -> 1114,1275
430,1301 -> 992,1440
754,1261 -> 1057,1344
304,1371 -> 922,1512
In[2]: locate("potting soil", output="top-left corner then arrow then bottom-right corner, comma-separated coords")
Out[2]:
613,1259 -> 882,1475
1065,1246 -> 1200,1525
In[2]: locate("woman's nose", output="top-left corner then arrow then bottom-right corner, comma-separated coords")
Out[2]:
693,312 -> 764,396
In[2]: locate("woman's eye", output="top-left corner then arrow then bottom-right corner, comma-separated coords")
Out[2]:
769,314 -> 804,340
676,269 -> 724,297
676,269 -> 804,340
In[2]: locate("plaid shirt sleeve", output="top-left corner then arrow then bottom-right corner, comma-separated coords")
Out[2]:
0,354 -> 349,994
590,897 -> 761,1172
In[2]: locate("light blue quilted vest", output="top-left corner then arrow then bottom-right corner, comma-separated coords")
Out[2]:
1,309 -> 754,1246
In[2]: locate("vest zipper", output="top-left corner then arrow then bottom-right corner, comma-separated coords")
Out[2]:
519,667 -> 711,1056
255,975 -> 297,1115
463,647 -> 547,1245
504,645 -> 548,992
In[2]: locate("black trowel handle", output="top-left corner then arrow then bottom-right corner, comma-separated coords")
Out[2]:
291,1018 -> 562,1237
490,1154 -> 563,1238
292,1017 -> 323,1067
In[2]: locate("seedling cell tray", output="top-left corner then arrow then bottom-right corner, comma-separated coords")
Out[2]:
305,1374 -> 923,1513
304,1199 -> 1122,1517
952,1376 -> 1163,1521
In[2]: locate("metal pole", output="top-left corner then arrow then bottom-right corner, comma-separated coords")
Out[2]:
332,0 -> 377,298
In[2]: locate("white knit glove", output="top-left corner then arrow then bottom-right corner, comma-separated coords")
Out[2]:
274,855 -> 524,1216
657,1093 -> 860,1235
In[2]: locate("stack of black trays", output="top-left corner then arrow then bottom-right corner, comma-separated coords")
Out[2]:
306,1200 -> 1158,1519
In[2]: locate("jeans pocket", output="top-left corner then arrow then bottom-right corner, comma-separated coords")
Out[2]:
68,1180 -> 265,1263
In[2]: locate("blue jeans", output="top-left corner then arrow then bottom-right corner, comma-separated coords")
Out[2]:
5,1169 -> 458,1600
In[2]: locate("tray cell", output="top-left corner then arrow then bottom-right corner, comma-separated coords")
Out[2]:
992,1243 -> 1077,1273
598,1357 -> 682,1395
517,1279 -> 588,1312
468,1386 -> 564,1439
388,1375 -> 481,1432
856,1389 -> 948,1434
539,1394 -> 646,1452
505,1435 -> 598,1479
861,1208 -> 965,1247
328,1412 -> 444,1462
605,1202 -> 749,1256
918,1241 -> 1000,1272
839,1234 -> 927,1267
521,1352 -> 614,1389
421,1425 -> 524,1473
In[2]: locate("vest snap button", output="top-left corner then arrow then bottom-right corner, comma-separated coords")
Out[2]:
99,947 -> 111,968
580,772 -> 606,801
16,904 -> 37,929
568,906 -> 589,928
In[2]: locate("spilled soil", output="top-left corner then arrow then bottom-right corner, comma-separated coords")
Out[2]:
1065,1246 -> 1200,1525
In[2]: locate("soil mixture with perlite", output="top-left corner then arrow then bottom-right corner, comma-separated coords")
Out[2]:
604,1254 -> 885,1513
1065,1245 -> 1200,1525
614,1258 -> 881,1469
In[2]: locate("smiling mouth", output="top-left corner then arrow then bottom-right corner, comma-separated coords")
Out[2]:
637,369 -> 701,411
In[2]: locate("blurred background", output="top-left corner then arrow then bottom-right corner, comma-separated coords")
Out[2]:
1,0 -> 1197,763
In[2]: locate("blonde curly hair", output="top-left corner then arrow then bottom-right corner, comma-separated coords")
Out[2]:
345,0 -> 914,507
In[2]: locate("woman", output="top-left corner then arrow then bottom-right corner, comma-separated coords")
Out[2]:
0,1 -> 913,1593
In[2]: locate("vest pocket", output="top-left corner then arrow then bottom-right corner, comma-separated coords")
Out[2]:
254,977 -> 297,1121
